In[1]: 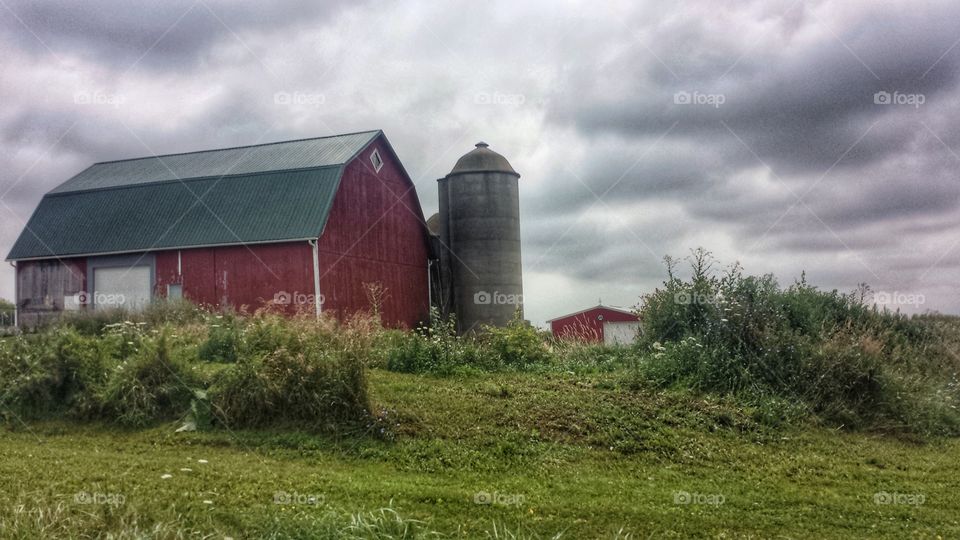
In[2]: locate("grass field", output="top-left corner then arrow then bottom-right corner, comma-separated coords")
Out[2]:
2,369 -> 958,539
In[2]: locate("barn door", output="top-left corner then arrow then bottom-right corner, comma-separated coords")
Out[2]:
603,321 -> 641,346
94,266 -> 151,310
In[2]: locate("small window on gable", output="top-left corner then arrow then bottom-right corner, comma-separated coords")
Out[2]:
370,149 -> 384,173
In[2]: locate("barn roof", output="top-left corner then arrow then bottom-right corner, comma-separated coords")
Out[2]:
7,130 -> 381,261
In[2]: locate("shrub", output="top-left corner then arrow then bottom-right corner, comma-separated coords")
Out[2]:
386,309 -> 496,374
210,314 -> 371,430
482,311 -> 551,368
97,331 -> 197,427
549,342 -> 639,374
0,298 -> 14,327
634,248 -> 960,435
0,323 -> 200,426
58,300 -> 205,336
0,333 -> 64,418
198,316 -> 240,362
0,328 -> 111,419
60,308 -> 131,336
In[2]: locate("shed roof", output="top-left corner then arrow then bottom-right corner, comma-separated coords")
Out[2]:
8,131 -> 381,261
546,304 -> 638,323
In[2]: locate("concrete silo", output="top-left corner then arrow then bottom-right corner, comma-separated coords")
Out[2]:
437,142 -> 523,332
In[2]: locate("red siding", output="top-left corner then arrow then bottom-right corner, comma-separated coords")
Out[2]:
155,242 -> 314,313
317,136 -> 430,327
550,307 -> 639,342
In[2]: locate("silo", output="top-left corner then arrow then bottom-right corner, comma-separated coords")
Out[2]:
438,142 -> 522,332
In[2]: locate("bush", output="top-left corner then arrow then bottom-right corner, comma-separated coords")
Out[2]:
482,311 -> 551,368
97,330 -> 197,427
386,310 -> 498,375
549,342 -> 640,374
634,248 -> 960,436
0,328 -> 111,419
0,324 -> 200,427
198,315 -> 240,362
59,308 -> 131,336
0,298 -> 14,327
210,314 -> 371,430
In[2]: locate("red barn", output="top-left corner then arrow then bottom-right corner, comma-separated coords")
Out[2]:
7,130 -> 431,328
548,305 -> 641,345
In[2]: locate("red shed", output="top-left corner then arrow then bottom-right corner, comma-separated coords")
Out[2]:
548,305 -> 641,345
7,130 -> 431,328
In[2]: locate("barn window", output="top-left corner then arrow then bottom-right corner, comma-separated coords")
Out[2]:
167,284 -> 183,300
370,149 -> 383,172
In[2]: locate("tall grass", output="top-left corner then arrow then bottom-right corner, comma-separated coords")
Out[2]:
0,308 -> 375,431
635,248 -> 960,435
210,313 -> 372,430
3,278 -> 959,437
386,309 -> 557,375
0,500 -> 609,539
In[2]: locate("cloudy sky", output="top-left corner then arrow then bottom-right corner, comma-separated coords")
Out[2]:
1,0 -> 958,325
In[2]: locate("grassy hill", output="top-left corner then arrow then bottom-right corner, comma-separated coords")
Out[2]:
2,369 -> 959,539
2,253 -> 959,537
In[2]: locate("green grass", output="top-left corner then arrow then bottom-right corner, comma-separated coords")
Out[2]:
2,369 -> 958,538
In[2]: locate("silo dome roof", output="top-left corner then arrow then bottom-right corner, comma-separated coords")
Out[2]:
448,142 -> 518,176
425,212 -> 441,235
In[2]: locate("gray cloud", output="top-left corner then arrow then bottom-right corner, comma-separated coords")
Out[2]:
0,0 -> 357,70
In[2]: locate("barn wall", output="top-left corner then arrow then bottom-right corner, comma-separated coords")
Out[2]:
15,258 -> 87,327
155,242 -> 314,313
550,307 -> 639,342
317,136 -> 430,327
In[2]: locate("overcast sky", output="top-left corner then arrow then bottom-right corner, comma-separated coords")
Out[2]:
1,0 -> 959,326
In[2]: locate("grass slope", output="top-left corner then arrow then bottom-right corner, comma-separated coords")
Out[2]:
2,370 -> 958,538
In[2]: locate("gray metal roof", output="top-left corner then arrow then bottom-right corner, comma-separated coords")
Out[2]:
51,130 -> 380,194
8,130 -> 385,260
448,142 -> 518,176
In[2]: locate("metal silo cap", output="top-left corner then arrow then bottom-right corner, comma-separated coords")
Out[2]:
447,142 -> 519,177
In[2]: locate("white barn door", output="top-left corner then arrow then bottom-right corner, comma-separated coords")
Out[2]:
94,266 -> 151,310
603,321 -> 640,345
